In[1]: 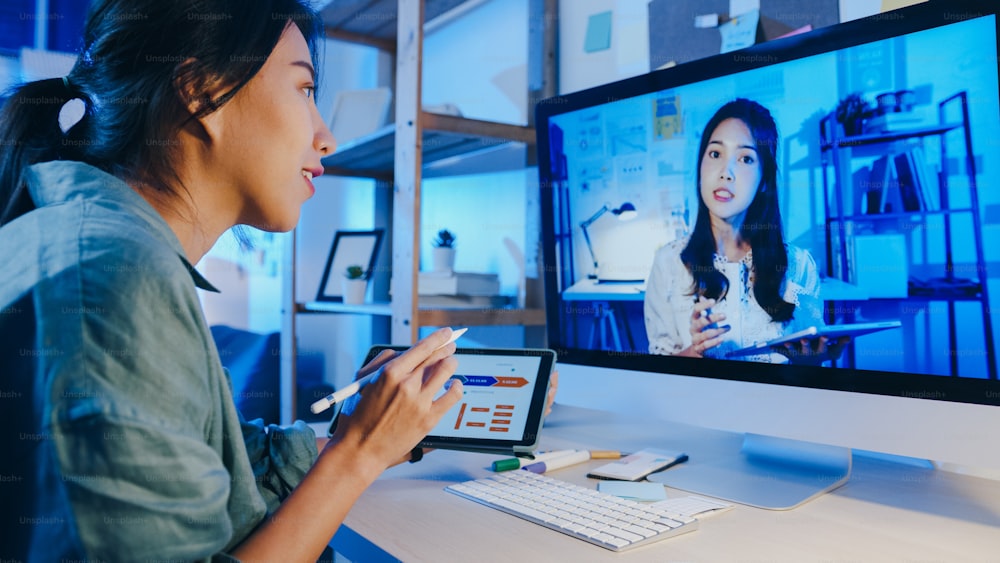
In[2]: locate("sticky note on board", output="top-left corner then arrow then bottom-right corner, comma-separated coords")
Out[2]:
719,9 -> 760,54
584,11 -> 612,53
598,481 -> 668,502
694,13 -> 719,28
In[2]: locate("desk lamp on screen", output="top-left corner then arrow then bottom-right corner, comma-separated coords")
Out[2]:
579,202 -> 637,281
536,0 -> 1000,509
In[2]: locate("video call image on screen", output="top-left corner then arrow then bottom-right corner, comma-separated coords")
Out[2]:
545,14 -> 999,379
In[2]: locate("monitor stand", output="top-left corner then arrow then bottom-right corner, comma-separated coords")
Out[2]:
646,433 -> 852,510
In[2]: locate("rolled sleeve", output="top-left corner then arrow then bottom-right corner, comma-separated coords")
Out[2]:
241,417 -> 318,513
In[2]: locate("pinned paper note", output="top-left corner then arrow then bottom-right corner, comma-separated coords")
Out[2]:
719,9 -> 760,53
694,13 -> 719,28
598,481 -> 668,502
653,95 -> 682,140
584,11 -> 613,53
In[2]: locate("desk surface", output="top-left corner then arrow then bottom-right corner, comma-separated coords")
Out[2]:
327,404 -> 1000,562
562,277 -> 869,302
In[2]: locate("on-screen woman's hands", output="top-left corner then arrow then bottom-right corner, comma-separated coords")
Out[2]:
771,336 -> 851,366
327,328 -> 463,470
680,298 -> 730,357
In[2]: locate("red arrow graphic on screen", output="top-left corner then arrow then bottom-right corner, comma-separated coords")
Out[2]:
493,377 -> 529,388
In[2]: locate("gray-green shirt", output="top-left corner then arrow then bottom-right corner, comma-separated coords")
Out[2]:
0,160 -> 318,561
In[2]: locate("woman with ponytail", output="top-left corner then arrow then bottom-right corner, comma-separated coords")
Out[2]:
644,99 -> 849,365
0,1 -> 467,560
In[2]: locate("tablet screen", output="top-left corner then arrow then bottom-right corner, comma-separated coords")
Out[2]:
429,351 -> 544,442
329,346 -> 557,454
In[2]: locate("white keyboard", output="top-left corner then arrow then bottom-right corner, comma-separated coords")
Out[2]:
445,470 -> 698,552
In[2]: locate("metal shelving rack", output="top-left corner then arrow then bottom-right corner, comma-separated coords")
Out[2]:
819,91 -> 995,379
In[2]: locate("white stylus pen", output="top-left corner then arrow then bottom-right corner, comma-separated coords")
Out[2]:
309,328 -> 467,414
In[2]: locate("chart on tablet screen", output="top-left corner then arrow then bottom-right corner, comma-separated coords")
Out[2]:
430,355 -> 541,440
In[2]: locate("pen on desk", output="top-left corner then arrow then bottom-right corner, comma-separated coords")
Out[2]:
522,449 -> 593,474
492,449 -> 580,472
310,328 -> 468,414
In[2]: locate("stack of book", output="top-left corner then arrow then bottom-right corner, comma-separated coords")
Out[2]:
418,271 -> 508,307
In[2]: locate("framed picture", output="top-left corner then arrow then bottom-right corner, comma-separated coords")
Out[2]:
316,229 -> 385,302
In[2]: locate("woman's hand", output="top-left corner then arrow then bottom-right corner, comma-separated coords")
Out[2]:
325,328 -> 463,471
378,364 -> 561,468
680,298 -> 730,357
544,369 -> 559,418
771,336 -> 851,366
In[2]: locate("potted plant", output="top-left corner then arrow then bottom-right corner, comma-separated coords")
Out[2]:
834,92 -> 871,137
431,229 -> 456,273
342,264 -> 368,304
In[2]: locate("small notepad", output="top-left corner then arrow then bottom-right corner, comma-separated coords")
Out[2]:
587,448 -> 688,481
597,481 -> 667,502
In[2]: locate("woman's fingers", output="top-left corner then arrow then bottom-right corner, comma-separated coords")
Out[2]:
421,354 -> 460,397
544,370 -> 559,417
689,298 -> 729,354
389,327 -> 457,375
695,326 -> 731,352
690,298 -> 715,320
355,349 -> 397,381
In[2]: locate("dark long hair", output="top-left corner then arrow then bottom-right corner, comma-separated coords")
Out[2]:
680,98 -> 794,323
0,0 -> 322,227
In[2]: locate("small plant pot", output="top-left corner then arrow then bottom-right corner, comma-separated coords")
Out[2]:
342,278 -> 368,304
432,247 -> 456,273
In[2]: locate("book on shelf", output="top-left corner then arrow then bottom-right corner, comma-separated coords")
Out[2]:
418,271 -> 501,296
829,220 -> 857,283
909,145 -> 938,210
862,111 -> 926,134
865,155 -> 892,214
859,148 -> 936,215
892,152 -> 923,212
419,295 -> 514,308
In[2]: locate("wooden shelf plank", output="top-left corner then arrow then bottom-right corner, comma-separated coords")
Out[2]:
322,114 -> 533,179
297,301 -> 545,327
299,301 -> 394,316
320,0 -> 471,50
417,307 -> 546,327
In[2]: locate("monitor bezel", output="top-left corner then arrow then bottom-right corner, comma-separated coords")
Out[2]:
535,0 -> 1000,408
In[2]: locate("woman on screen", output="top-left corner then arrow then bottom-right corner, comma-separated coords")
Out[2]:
644,98 -> 847,364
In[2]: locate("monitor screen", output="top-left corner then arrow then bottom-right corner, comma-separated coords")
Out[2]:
537,1 -> 1000,412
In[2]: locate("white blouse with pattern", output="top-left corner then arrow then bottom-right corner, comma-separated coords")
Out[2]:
643,237 -> 823,363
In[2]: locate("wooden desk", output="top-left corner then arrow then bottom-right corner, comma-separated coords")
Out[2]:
326,405 -> 1000,562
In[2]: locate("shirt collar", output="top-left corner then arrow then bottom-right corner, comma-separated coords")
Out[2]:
24,160 -> 220,293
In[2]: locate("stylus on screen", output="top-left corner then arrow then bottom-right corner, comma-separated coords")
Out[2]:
309,327 -> 468,414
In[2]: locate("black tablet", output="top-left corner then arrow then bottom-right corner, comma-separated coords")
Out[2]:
327,346 -> 557,455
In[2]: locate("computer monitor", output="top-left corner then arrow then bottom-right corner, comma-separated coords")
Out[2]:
536,0 -> 1000,509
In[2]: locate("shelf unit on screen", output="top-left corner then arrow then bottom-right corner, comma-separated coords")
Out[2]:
819,91 -> 995,379
278,0 -> 557,423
